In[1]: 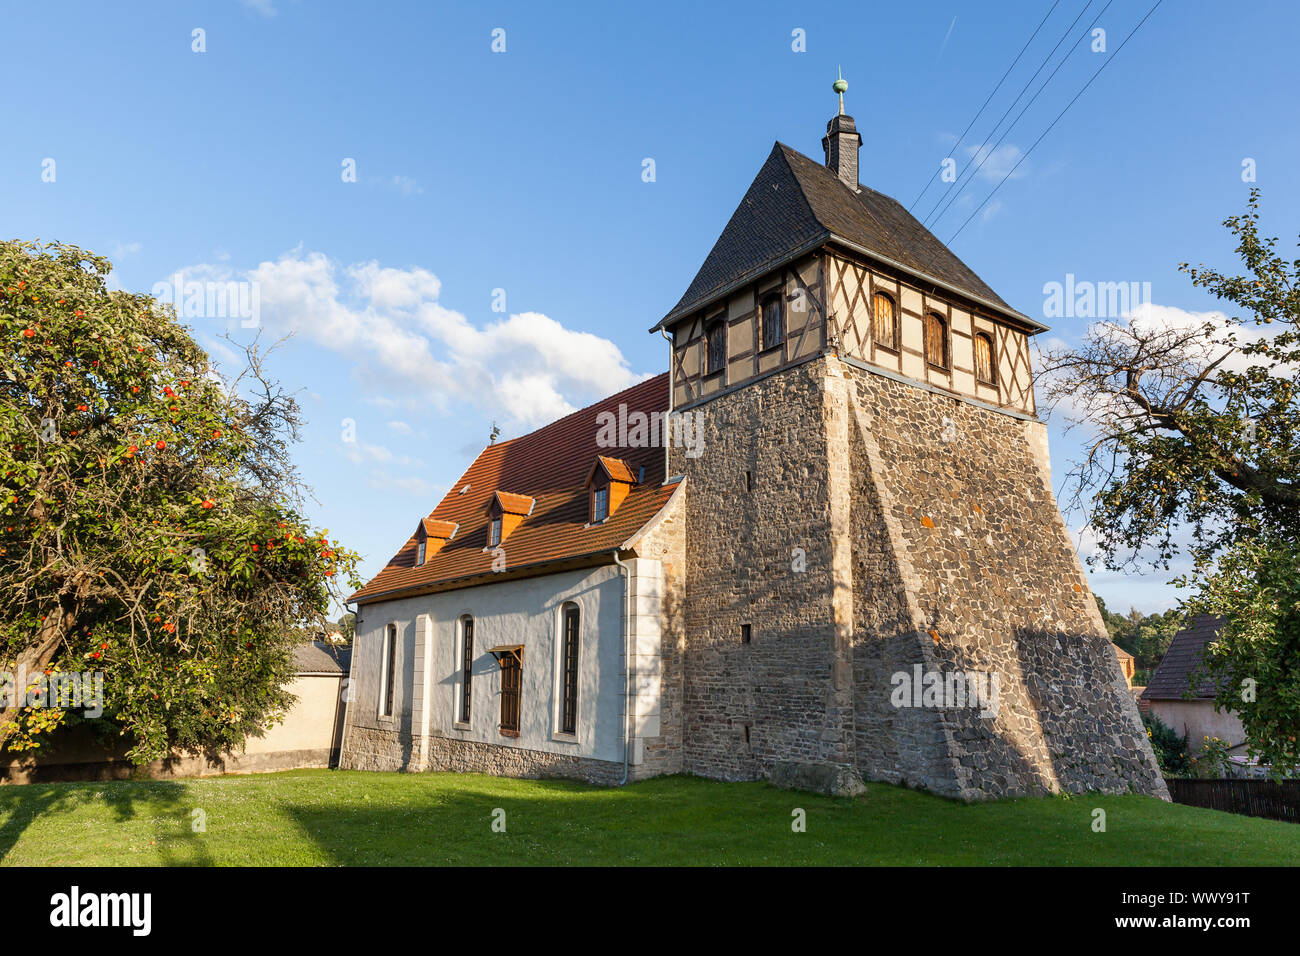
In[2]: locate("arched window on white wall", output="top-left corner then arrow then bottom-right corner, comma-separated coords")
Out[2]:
559,603 -> 580,735
458,615 -> 474,724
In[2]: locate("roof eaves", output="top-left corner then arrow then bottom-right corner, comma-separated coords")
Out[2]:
349,547 -> 623,606
827,234 -> 1046,333
650,232 -> 831,333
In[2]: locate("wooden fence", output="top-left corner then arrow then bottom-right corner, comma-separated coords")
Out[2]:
1165,778 -> 1300,824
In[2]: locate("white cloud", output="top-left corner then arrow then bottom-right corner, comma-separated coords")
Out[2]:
390,175 -> 424,196
1123,302 -> 1274,375
199,249 -> 647,426
368,470 -> 434,497
387,420 -> 414,435
964,143 -> 1026,182
1034,301 -> 1282,426
239,0 -> 277,16
342,441 -> 421,468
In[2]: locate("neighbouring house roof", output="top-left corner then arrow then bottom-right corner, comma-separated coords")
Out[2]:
1112,643 -> 1135,662
348,373 -> 678,606
293,641 -> 352,676
652,142 -> 1042,333
1140,614 -> 1227,701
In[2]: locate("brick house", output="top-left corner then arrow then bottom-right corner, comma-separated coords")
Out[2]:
339,95 -> 1167,801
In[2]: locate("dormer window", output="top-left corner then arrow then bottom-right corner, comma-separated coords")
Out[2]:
585,456 -> 637,524
414,517 -> 458,565
487,491 -> 534,547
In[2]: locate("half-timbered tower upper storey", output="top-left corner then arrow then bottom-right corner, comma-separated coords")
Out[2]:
650,99 -> 1047,418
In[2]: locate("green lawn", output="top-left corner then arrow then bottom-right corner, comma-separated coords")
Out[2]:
0,769 -> 1294,866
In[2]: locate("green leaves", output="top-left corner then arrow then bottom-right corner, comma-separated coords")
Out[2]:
0,239 -> 360,763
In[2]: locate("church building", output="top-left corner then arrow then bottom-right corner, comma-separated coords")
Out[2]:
339,83 -> 1167,801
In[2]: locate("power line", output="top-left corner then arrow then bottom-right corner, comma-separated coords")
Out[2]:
920,0 -> 1098,229
946,0 -> 1165,246
909,0 -> 1062,212
926,0 -> 1114,232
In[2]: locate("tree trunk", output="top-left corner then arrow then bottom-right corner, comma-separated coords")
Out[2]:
0,605 -> 76,751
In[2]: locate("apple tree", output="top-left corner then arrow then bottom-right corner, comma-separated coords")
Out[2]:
0,240 -> 360,763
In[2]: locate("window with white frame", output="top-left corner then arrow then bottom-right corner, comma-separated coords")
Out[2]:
559,603 -> 580,735
379,622 -> 397,718
458,615 -> 474,724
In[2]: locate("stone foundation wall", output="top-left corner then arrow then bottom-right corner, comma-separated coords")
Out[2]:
339,724 -> 413,772
425,736 -> 627,785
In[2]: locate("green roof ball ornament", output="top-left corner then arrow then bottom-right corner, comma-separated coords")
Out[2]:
833,67 -> 848,115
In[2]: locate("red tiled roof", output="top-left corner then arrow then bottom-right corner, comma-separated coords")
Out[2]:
593,455 -> 638,484
349,373 -> 676,605
421,518 -> 458,539
493,491 -> 535,515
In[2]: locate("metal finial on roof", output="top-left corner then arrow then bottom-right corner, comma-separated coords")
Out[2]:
490,422 -> 500,444
833,67 -> 848,114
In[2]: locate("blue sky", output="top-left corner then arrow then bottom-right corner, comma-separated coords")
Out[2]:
4,0 -> 1298,616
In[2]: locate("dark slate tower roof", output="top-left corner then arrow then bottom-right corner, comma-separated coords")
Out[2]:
651,141 -> 1042,333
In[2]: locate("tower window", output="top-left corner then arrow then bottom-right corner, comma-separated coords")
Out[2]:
974,331 -> 997,386
926,312 -> 949,369
761,293 -> 784,351
741,624 -> 752,644
872,292 -> 898,351
706,319 -> 726,374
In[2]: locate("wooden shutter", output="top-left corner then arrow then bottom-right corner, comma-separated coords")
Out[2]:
975,332 -> 996,385
500,653 -> 521,735
706,321 -> 726,374
872,293 -> 896,350
926,313 -> 948,368
761,294 -> 784,351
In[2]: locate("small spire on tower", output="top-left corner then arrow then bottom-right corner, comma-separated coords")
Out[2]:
833,67 -> 848,115
823,69 -> 862,189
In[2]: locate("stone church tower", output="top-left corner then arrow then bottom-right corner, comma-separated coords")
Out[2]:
653,84 -> 1167,800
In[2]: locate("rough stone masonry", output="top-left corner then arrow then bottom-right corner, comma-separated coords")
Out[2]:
669,354 -> 1169,801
